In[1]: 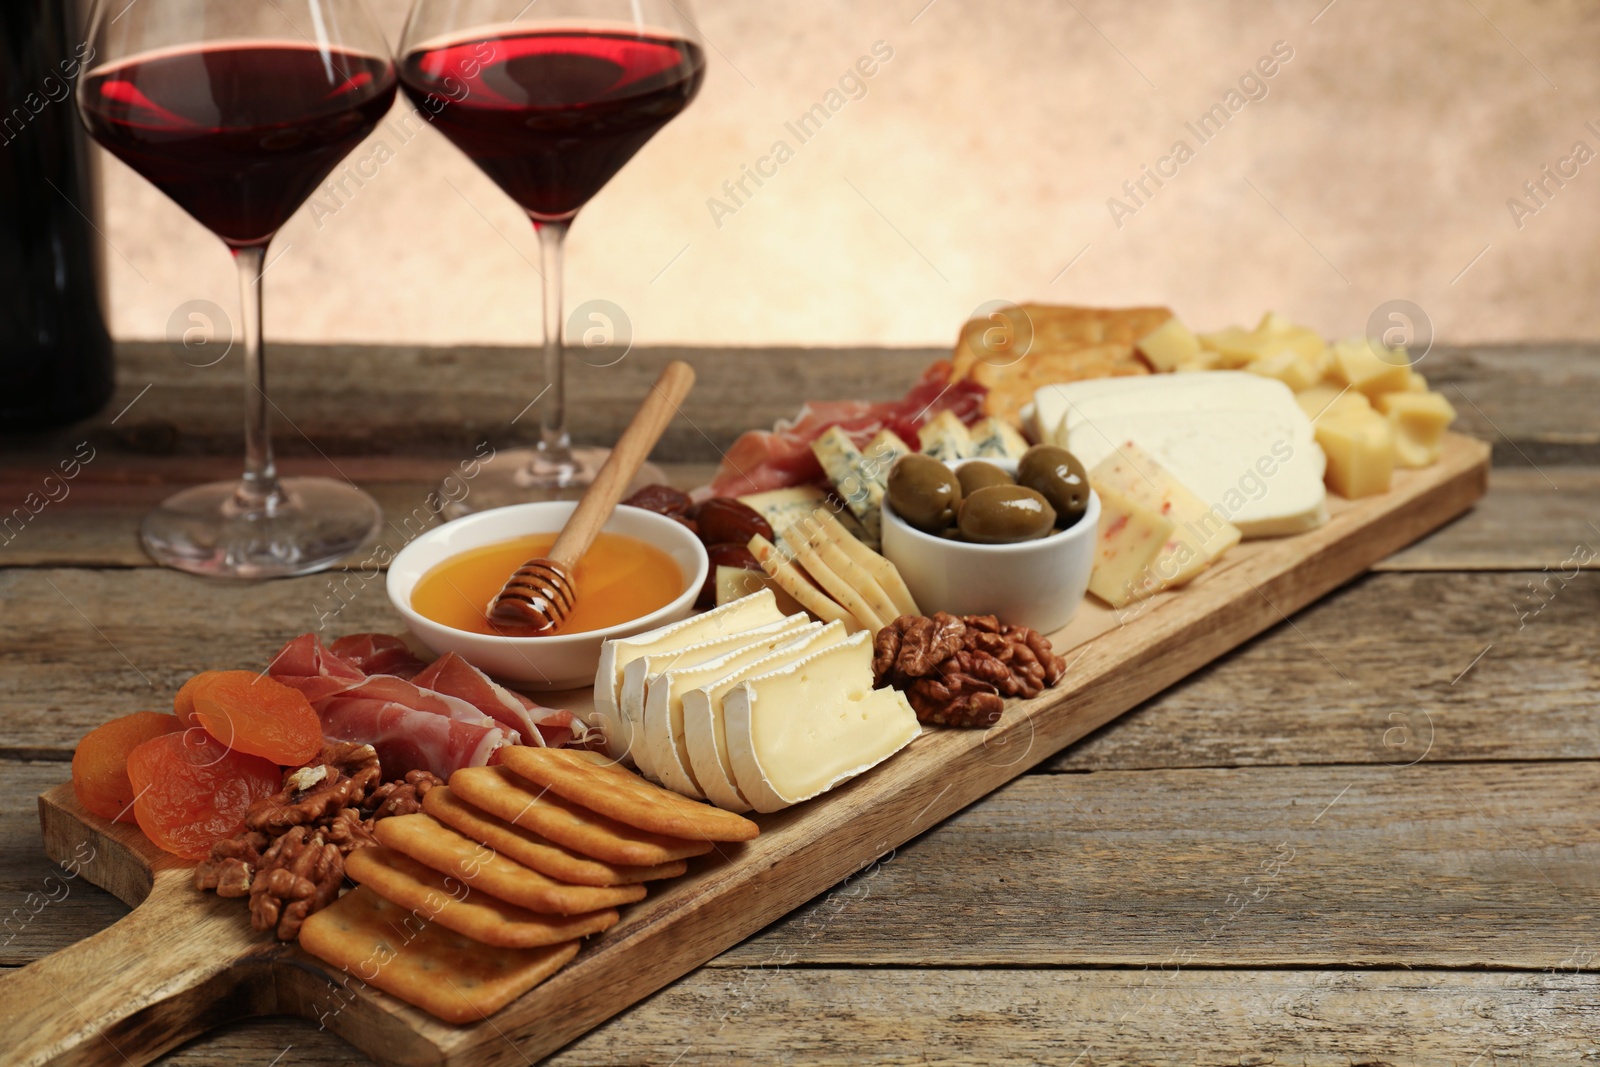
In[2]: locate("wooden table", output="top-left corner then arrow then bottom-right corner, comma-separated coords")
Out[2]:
4,344 -> 1599,1064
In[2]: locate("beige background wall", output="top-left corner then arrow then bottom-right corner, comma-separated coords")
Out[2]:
99,0 -> 1600,348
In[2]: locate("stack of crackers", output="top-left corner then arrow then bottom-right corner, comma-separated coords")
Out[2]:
948,304 -> 1174,424
299,748 -> 758,1023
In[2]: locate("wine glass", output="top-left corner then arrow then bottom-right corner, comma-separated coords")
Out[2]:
77,0 -> 397,578
397,0 -> 706,511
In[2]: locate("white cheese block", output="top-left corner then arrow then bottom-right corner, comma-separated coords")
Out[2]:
640,617 -> 814,798
623,617 -> 802,781
591,590 -> 784,763
681,621 -> 850,812
722,632 -> 921,813
1037,373 -> 1329,538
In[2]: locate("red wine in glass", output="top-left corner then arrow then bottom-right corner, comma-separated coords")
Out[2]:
397,1 -> 706,510
78,0 -> 398,579
399,30 -> 704,220
81,43 -> 396,246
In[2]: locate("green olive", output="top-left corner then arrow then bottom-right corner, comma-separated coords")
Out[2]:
956,485 -> 1057,544
886,453 -> 962,534
955,460 -> 1014,497
1017,444 -> 1090,529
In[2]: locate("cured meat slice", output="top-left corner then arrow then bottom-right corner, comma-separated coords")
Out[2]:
709,361 -> 987,496
266,633 -> 366,705
410,653 -> 592,749
330,633 -> 428,680
318,696 -> 512,779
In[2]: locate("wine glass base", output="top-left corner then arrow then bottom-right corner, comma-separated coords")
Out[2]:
140,477 -> 382,579
442,446 -> 667,518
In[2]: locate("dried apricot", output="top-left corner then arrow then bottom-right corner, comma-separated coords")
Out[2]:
126,731 -> 280,859
191,669 -> 323,765
173,671 -> 224,727
71,711 -> 183,822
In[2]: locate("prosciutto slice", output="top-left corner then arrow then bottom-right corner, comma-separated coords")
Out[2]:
708,361 -> 988,496
266,633 -> 517,778
411,652 -> 591,749
330,633 -> 427,680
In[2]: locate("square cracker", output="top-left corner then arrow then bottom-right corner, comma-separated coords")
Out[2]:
374,813 -> 647,915
345,846 -> 619,948
423,786 -> 687,887
450,765 -> 714,866
499,748 -> 761,842
299,885 -> 579,1024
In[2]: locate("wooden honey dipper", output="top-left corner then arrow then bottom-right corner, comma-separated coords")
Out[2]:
490,360 -> 697,634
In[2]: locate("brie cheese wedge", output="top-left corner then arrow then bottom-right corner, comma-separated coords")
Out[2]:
640,617 -> 814,798
682,621 -> 849,812
722,632 -> 921,813
592,590 -> 784,763
623,617 -> 803,781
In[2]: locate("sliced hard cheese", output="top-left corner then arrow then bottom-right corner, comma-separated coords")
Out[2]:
1089,442 -> 1240,590
1375,391 -> 1456,468
682,621 -> 849,812
722,632 -> 920,813
1315,412 -> 1395,498
1088,482 -> 1177,608
748,534 -> 858,631
623,617 -> 803,781
640,618 -> 814,798
806,508 -> 919,618
783,532 -> 888,633
714,566 -> 804,614
592,590 -> 784,762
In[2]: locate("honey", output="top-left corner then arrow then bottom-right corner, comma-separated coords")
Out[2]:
411,531 -> 684,637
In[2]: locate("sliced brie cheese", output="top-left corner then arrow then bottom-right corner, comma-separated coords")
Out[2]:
682,621 -> 849,812
1038,373 -> 1328,538
623,617 -> 802,781
592,590 -> 784,763
640,617 -> 813,798
722,632 -> 921,813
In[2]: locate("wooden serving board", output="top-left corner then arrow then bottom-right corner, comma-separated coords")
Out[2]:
3,434 -> 1490,1067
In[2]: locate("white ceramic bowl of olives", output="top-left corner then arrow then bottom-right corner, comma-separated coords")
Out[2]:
880,448 -> 1099,634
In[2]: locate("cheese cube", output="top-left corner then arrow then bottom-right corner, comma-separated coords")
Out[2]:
1088,482 -> 1177,608
1136,317 -> 1202,372
1315,412 -> 1395,498
1331,337 -> 1412,397
967,416 -> 1030,459
1090,442 -> 1240,590
1247,349 -> 1322,392
917,410 -> 973,462
1255,312 -> 1329,362
1376,391 -> 1456,467
1198,326 -> 1266,367
722,633 -> 920,813
1295,383 -> 1372,424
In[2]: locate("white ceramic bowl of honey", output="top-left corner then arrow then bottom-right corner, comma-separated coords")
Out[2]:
387,502 -> 709,691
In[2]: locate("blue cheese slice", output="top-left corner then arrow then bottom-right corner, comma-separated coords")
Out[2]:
916,410 -> 973,462
681,621 -> 849,812
967,416 -> 1029,459
722,632 -> 921,813
640,617 -> 813,798
592,590 -> 784,763
810,425 -> 897,545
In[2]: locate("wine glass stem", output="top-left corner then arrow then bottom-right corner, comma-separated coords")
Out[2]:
232,244 -> 281,512
535,220 -> 570,457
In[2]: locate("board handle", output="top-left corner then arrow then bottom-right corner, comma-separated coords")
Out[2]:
0,870 -> 271,1067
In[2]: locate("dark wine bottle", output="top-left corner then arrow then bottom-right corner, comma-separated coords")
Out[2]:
0,1 -> 113,431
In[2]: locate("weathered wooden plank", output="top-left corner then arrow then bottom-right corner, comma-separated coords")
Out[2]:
718,761 -> 1600,970
94,969 -> 1600,1066
2,569 -> 1590,769
0,461 -> 719,569
8,760 -> 1596,973
4,343 -> 1595,464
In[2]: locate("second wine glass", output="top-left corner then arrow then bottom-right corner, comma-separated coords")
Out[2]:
397,0 -> 706,511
